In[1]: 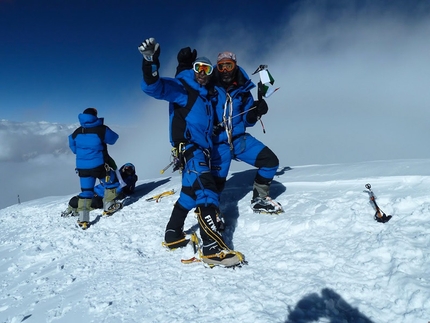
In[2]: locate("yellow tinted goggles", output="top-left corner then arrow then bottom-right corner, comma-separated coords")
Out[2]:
193,62 -> 213,75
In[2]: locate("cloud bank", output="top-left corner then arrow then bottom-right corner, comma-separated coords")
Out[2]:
2,1 -> 430,209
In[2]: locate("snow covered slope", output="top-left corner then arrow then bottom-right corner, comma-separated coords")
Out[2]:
1,160 -> 429,322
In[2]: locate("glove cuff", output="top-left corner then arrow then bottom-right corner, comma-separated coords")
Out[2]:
144,55 -> 154,62
142,58 -> 159,85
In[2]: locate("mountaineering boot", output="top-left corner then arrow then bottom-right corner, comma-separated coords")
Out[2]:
251,196 -> 283,214
103,188 -> 122,216
61,206 -> 78,217
163,231 -> 191,249
77,198 -> 91,230
201,241 -> 243,267
77,220 -> 89,230
163,203 -> 190,249
103,201 -> 123,216
251,181 -> 283,214
196,206 -> 244,267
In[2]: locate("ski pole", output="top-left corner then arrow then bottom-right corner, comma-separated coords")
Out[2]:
364,183 -> 392,223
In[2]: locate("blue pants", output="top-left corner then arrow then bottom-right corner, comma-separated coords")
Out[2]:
165,145 -> 220,242
176,145 -> 219,210
78,176 -> 97,199
211,133 -> 279,191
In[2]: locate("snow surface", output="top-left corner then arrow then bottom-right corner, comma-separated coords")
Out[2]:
1,159 -> 430,323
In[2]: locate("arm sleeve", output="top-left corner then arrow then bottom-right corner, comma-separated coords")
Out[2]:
141,77 -> 189,107
104,127 -> 119,145
68,134 -> 77,154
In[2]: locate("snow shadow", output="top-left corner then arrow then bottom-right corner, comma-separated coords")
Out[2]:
284,288 -> 374,323
122,178 -> 172,207
221,167 -> 288,248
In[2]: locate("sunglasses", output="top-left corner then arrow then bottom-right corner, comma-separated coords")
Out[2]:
193,62 -> 213,75
217,60 -> 236,72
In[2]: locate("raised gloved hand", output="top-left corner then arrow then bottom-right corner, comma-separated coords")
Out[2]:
246,99 -> 269,124
175,47 -> 197,76
138,37 -> 160,62
177,47 -> 197,66
139,38 -> 160,84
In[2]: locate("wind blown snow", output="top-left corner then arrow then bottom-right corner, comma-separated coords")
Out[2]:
1,159 -> 429,323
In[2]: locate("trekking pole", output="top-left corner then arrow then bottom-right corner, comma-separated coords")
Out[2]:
364,183 -> 392,223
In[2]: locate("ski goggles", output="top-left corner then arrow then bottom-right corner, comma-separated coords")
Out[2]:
217,60 -> 236,72
193,62 -> 213,75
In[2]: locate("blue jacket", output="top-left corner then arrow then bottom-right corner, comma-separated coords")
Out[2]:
212,66 -> 256,145
94,163 -> 137,197
141,69 -> 214,149
68,114 -> 119,169
94,169 -> 121,197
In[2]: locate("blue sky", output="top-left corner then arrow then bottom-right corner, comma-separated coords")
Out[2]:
1,1 -> 430,160
1,0 -> 292,124
2,0 -> 428,127
1,0 -> 430,208
0,0 -> 429,124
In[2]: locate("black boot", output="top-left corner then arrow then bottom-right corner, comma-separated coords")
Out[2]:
196,206 -> 243,267
164,203 -> 190,249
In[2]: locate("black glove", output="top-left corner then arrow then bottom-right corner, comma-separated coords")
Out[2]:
246,99 -> 268,124
176,47 -> 197,76
256,99 -> 268,116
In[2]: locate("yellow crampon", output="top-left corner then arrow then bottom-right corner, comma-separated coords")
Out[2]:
194,208 -> 247,267
180,233 -> 202,264
161,235 -> 189,249
200,250 -> 246,268
146,189 -> 175,202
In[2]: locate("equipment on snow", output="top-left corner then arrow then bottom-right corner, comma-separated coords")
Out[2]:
146,189 -> 175,202
364,183 -> 392,223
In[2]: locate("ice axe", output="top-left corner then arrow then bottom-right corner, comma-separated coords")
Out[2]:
364,183 -> 392,223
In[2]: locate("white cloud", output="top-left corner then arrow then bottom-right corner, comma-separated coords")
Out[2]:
2,2 -> 430,208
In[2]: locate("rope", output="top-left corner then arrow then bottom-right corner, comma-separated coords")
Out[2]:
223,93 -> 234,150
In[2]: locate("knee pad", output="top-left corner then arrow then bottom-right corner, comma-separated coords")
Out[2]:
255,146 -> 279,169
